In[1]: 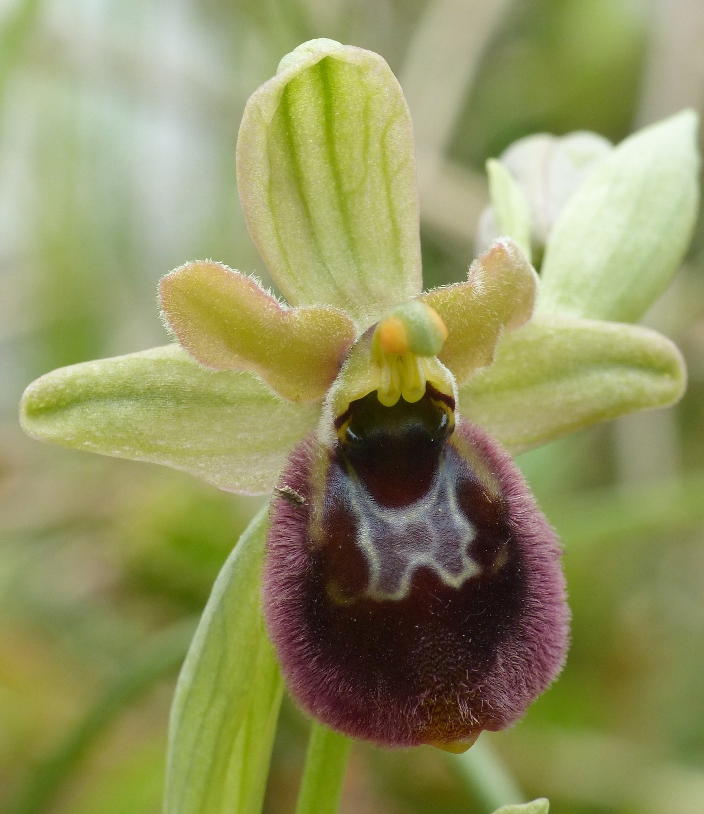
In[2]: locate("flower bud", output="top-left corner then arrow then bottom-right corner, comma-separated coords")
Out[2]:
477,131 -> 612,263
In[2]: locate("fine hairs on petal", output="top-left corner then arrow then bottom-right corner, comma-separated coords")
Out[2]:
264,420 -> 569,747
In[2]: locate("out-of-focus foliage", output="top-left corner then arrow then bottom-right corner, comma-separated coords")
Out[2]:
451,0 -> 649,165
2,1 -> 704,813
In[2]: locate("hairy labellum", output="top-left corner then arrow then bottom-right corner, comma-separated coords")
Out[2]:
264,387 -> 569,748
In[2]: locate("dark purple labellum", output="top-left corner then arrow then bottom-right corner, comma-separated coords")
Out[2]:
264,388 -> 569,748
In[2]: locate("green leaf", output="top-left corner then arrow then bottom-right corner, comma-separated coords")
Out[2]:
491,799 -> 549,814
165,507 -> 283,814
237,38 -> 421,323
423,239 -> 537,384
20,345 -> 318,495
461,316 -> 686,452
486,159 -> 532,261
539,110 -> 699,321
160,261 -> 355,402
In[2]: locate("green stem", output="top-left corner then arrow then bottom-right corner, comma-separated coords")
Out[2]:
452,738 -> 524,813
295,723 -> 352,814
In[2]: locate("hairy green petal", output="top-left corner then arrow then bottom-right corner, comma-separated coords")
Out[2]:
19,345 -> 318,495
237,38 -> 421,323
539,111 -> 699,321
461,317 -> 686,453
165,507 -> 283,814
486,159 -> 532,260
423,239 -> 537,384
492,800 -> 549,814
160,261 -> 355,402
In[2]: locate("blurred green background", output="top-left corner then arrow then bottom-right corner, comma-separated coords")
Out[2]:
2,0 -> 704,812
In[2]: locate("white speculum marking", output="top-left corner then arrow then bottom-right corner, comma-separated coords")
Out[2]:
345,464 -> 482,601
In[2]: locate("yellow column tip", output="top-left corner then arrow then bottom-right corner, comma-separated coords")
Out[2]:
377,315 -> 409,355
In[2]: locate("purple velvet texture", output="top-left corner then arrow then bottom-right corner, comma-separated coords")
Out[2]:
263,419 -> 569,747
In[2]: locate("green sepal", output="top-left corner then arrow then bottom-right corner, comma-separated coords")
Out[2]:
237,38 -> 422,323
164,506 -> 283,814
160,261 -> 355,402
539,111 -> 699,322
491,800 -> 549,814
461,316 -> 686,453
19,345 -> 318,495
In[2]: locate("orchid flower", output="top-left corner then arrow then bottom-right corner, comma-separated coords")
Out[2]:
19,38 -> 698,813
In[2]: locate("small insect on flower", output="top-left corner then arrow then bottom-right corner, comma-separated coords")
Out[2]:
265,303 -> 569,750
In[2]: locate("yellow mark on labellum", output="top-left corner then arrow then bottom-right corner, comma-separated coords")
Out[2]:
373,301 -> 449,407
491,542 -> 510,574
324,581 -> 358,607
430,732 -> 480,753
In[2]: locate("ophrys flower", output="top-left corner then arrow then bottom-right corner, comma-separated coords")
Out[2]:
20,38 -> 696,756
